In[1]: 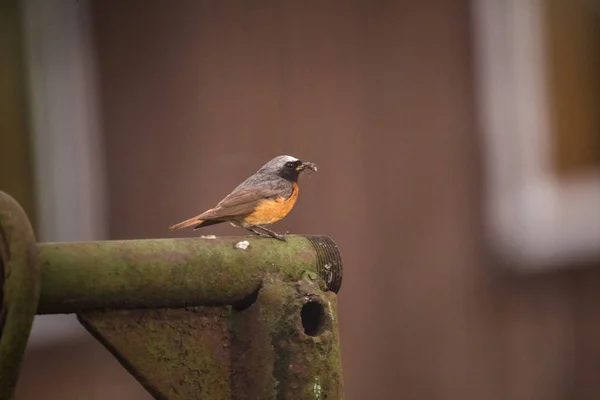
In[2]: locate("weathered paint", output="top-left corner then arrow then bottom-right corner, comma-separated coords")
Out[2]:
0,192 -> 40,400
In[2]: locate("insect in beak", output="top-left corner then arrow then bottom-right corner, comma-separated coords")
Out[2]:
296,161 -> 318,173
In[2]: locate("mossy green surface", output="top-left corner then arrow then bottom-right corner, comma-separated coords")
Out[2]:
38,235 -> 317,314
80,278 -> 344,399
230,275 -> 344,399
0,192 -> 40,400
79,306 -> 232,400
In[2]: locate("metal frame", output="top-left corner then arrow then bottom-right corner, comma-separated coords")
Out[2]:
0,190 -> 344,400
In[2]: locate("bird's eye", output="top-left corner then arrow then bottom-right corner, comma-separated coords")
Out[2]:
285,162 -> 295,168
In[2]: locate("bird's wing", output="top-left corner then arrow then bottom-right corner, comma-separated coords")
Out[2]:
198,185 -> 283,220
169,177 -> 290,231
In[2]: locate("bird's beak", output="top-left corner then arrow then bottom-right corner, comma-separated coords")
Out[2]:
296,161 -> 318,173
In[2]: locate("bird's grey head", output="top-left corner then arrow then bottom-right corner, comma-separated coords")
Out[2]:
257,155 -> 318,182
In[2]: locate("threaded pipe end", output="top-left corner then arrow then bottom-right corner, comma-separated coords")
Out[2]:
303,235 -> 343,293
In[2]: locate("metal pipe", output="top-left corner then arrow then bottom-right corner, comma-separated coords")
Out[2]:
38,235 -> 342,315
0,191 -> 39,400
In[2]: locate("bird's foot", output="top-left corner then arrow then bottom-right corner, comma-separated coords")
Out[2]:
255,225 -> 287,242
274,232 -> 287,242
246,227 -> 272,238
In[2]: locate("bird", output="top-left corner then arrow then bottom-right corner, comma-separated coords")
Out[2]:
169,155 -> 318,241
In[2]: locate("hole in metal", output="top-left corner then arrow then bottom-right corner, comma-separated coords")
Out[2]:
301,301 -> 326,337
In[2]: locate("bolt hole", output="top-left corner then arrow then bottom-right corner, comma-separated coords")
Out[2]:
301,301 -> 326,337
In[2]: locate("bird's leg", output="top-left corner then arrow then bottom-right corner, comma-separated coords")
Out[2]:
255,225 -> 287,242
245,226 -> 272,238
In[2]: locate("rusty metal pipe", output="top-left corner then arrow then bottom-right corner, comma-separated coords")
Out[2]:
37,235 -> 342,315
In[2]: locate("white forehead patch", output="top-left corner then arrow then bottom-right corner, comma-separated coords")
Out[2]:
259,155 -> 300,172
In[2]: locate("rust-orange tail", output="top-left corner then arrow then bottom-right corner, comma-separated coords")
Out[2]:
168,216 -> 204,231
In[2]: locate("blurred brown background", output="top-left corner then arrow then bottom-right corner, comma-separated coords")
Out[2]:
2,0 -> 600,399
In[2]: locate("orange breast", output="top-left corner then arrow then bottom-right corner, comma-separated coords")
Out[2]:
244,182 -> 299,226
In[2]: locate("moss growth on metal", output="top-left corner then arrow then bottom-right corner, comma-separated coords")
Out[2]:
79,284 -> 345,400
230,275 -> 344,399
79,306 -> 233,400
0,192 -> 40,400
38,236 -> 321,314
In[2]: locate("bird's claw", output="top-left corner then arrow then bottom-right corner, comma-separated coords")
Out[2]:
274,233 -> 287,242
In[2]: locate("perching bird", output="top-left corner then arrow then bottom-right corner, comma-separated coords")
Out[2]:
169,155 -> 317,241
